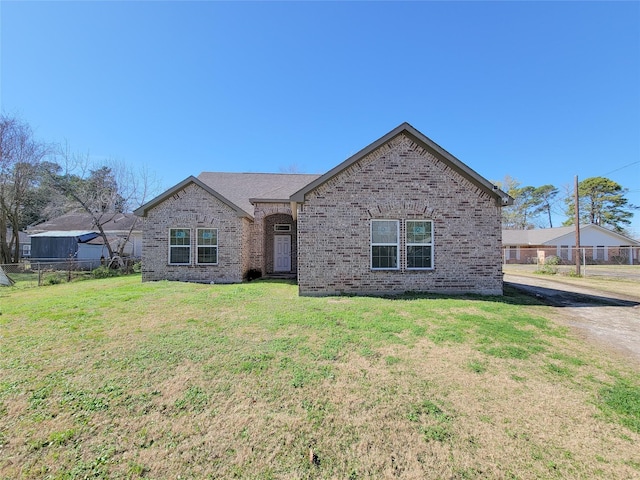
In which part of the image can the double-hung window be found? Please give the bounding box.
[169,228,191,264]
[371,220,400,269]
[197,228,218,264]
[371,219,434,271]
[406,220,433,269]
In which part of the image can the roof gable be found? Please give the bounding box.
[577,224,640,245]
[291,122,512,205]
[133,176,253,219]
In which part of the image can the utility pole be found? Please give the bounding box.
[574,175,581,276]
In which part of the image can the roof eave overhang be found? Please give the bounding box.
[249,198,292,205]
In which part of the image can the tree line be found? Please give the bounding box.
[0,114,158,264]
[497,175,637,234]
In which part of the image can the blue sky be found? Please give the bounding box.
[2,1,639,236]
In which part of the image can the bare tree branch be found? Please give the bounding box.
[48,145,161,263]
[0,114,48,262]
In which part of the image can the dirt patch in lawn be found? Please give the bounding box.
[505,273,640,367]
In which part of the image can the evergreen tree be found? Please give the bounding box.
[563,176,635,232]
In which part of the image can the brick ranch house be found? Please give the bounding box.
[503,224,640,265]
[134,123,512,296]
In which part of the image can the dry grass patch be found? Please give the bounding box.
[1,277,639,479]
[503,264,640,299]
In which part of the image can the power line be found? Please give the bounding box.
[601,161,640,177]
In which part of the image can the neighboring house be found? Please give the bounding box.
[135,123,512,296]
[27,212,142,258]
[503,225,640,265]
[5,229,31,259]
[20,231,31,258]
[29,231,108,268]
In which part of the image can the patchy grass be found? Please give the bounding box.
[0,276,639,479]
[503,264,640,299]
[598,378,640,434]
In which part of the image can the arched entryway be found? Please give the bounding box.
[264,213,297,277]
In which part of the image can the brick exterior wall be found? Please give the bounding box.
[264,212,296,274]
[297,134,504,296]
[250,203,296,274]
[141,183,249,283]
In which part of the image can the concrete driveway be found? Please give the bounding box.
[504,274,640,366]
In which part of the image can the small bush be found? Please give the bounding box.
[536,255,560,275]
[92,266,120,279]
[545,255,561,266]
[45,274,63,285]
[244,268,262,281]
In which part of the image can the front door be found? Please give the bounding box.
[274,235,291,272]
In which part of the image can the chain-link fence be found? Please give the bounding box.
[0,260,118,288]
[503,246,639,265]
[503,246,640,280]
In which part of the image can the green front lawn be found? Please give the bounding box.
[1,276,638,479]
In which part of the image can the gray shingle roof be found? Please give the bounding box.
[502,227,576,245]
[503,225,640,246]
[134,176,252,218]
[28,213,140,234]
[135,123,514,220]
[197,172,321,214]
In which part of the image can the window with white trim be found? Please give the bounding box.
[169,228,191,264]
[197,228,218,264]
[371,220,400,269]
[406,220,433,269]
